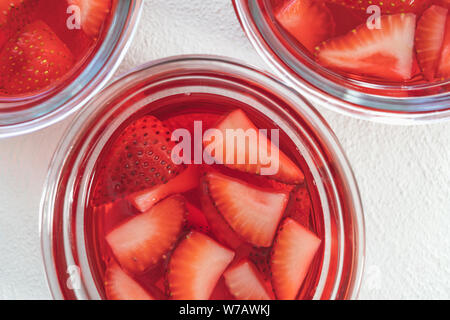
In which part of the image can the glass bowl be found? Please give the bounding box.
[233,0,450,124]
[40,55,365,300]
[0,0,143,138]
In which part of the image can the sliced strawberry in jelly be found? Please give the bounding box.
[271,218,321,300]
[276,0,335,52]
[105,263,154,300]
[99,198,138,236]
[205,171,289,248]
[415,5,448,80]
[224,260,273,300]
[92,115,185,206]
[316,13,417,81]
[106,195,185,274]
[68,0,112,38]
[168,232,235,300]
[129,165,200,213]
[200,175,247,250]
[203,109,304,184]
[437,16,450,79]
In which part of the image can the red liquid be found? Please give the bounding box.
[272,0,450,88]
[0,0,115,97]
[85,95,326,300]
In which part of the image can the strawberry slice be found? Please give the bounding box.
[325,0,430,14]
[92,115,185,206]
[105,263,154,300]
[106,195,185,274]
[276,0,335,52]
[168,232,235,300]
[129,165,200,213]
[271,218,321,300]
[415,5,448,80]
[0,20,74,95]
[68,0,111,38]
[200,175,247,250]
[203,109,304,184]
[437,16,450,79]
[205,171,289,247]
[223,260,272,300]
[316,13,417,81]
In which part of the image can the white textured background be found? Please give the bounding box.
[0,0,449,300]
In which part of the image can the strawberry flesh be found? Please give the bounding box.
[271,218,321,300]
[129,165,200,213]
[168,232,235,300]
[200,174,247,250]
[206,171,289,247]
[316,13,417,81]
[224,260,272,300]
[203,109,304,184]
[106,195,186,274]
[437,15,450,79]
[276,0,335,52]
[105,263,154,300]
[68,0,111,38]
[0,20,74,95]
[415,5,448,80]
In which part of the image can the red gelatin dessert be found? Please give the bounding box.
[274,0,450,84]
[88,107,323,300]
[41,58,364,301]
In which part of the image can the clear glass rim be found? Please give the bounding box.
[0,0,144,138]
[40,54,366,300]
[233,0,450,124]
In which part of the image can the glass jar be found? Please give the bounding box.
[40,55,365,300]
[233,0,450,124]
[0,0,143,138]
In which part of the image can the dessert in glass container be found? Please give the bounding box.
[40,56,365,300]
[0,0,142,137]
[234,0,450,123]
